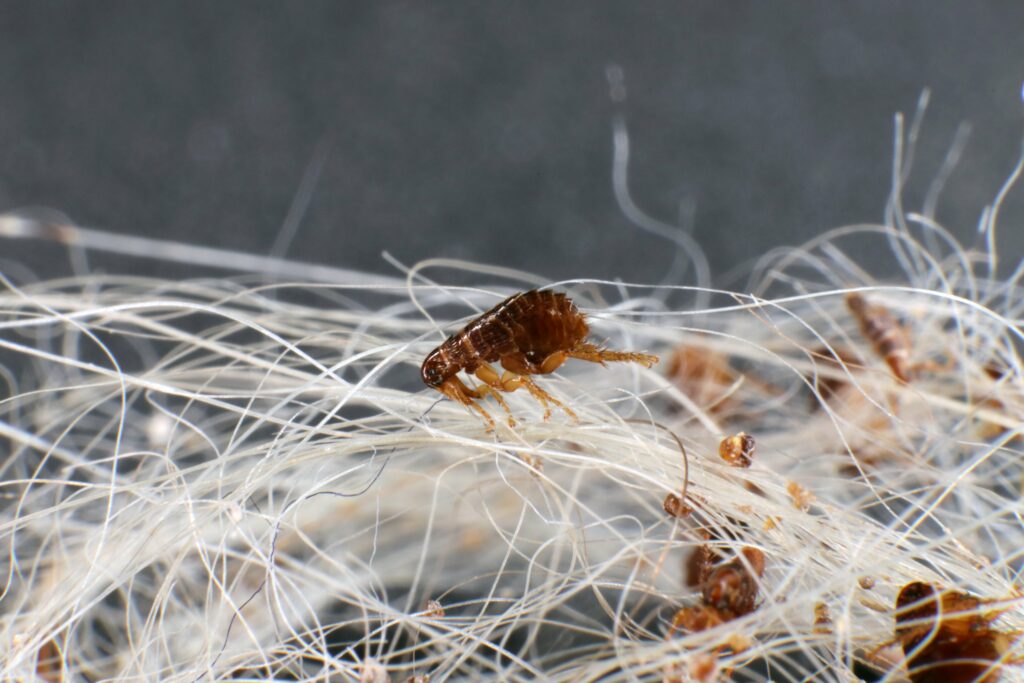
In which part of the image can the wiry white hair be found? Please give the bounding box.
[2,101,1024,682]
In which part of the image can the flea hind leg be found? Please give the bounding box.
[499,352,577,422]
[538,350,569,374]
[568,342,658,368]
[520,376,578,423]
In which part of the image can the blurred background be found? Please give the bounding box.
[1,2,1022,285]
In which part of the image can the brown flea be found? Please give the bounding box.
[845,293,912,383]
[895,581,1022,683]
[421,290,658,428]
[719,432,755,468]
[859,576,876,591]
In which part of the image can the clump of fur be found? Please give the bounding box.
[2,101,1023,681]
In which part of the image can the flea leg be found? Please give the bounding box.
[477,363,563,426]
[520,376,577,422]
[476,365,527,393]
[537,350,569,374]
[499,353,533,376]
[568,342,658,368]
[473,365,518,427]
[461,395,497,431]
[439,377,496,431]
[501,351,568,377]
[498,352,576,421]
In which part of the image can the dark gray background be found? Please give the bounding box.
[2,2,1022,285]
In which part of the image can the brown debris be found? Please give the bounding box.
[787,481,814,512]
[894,581,1022,683]
[719,432,755,468]
[664,493,693,518]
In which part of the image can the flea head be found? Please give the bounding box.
[421,348,448,388]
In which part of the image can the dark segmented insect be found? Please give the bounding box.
[421,290,658,428]
[666,546,765,678]
[894,581,1023,683]
[701,546,765,617]
[671,546,766,635]
[846,292,912,383]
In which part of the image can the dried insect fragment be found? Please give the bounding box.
[423,599,445,618]
[682,517,753,589]
[664,493,693,518]
[804,344,919,475]
[787,481,814,512]
[666,344,739,415]
[719,432,755,468]
[36,639,63,683]
[360,658,391,683]
[806,344,861,409]
[974,361,1023,442]
[684,539,717,589]
[421,290,658,428]
[11,634,64,683]
[814,602,833,634]
[662,654,720,683]
[671,546,766,638]
[689,653,720,682]
[845,292,912,383]
[853,644,904,682]
[894,581,1023,683]
[701,547,765,618]
[671,601,731,635]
